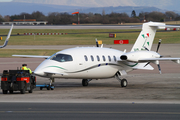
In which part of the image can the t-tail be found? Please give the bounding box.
[131,22,165,52]
[0,24,13,48]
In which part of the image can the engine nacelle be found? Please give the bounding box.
[120,51,161,62]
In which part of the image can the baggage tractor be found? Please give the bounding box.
[1,70,36,94]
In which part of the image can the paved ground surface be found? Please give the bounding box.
[0,44,180,103]
[0,103,180,120]
[0,25,140,29]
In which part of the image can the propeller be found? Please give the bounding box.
[157,64,162,74]
[156,39,162,74]
[143,46,150,67]
[143,46,149,51]
[156,39,162,52]
[95,38,99,47]
[144,39,162,74]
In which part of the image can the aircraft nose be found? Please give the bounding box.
[34,67,45,76]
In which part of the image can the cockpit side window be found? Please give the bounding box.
[51,54,73,62]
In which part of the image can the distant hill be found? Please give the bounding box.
[0,2,164,16]
[0,2,84,16]
[13,0,136,7]
[81,6,163,16]
[12,0,180,11]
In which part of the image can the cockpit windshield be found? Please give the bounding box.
[50,54,73,62]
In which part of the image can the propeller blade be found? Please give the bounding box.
[157,64,162,74]
[156,39,162,52]
[143,46,149,51]
[144,62,150,67]
[95,38,99,47]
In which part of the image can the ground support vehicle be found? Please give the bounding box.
[1,70,36,94]
[36,84,54,90]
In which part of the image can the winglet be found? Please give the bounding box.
[0,24,13,48]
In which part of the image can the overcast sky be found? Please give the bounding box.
[0,0,12,2]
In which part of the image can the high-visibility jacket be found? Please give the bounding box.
[21,66,32,74]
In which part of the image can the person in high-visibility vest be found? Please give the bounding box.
[21,64,32,74]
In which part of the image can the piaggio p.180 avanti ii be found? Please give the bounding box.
[13,22,180,88]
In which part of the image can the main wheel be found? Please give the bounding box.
[82,79,88,86]
[121,79,128,87]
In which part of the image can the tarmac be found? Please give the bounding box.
[0,44,180,104]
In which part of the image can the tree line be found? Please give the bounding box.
[0,10,180,25]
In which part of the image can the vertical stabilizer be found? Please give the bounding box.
[131,22,165,52]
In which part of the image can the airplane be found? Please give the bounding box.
[13,22,180,89]
[0,24,13,48]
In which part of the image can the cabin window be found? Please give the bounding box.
[91,55,94,61]
[84,55,88,61]
[113,56,117,62]
[108,56,111,61]
[102,56,106,61]
[97,56,100,61]
[51,54,73,62]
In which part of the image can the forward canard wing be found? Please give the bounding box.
[12,55,50,59]
[44,71,68,75]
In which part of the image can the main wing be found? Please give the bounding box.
[139,58,180,64]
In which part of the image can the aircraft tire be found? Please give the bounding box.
[82,79,88,86]
[121,79,128,87]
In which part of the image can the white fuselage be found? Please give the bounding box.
[34,47,133,79]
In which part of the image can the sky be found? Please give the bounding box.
[0,0,12,2]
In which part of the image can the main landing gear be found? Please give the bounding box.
[82,79,92,86]
[115,72,128,87]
